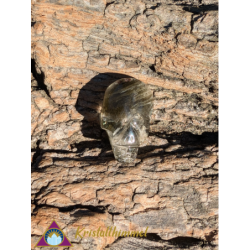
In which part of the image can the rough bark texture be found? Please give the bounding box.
[31,0,218,249]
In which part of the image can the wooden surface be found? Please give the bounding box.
[31,0,218,249]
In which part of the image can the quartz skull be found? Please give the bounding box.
[100,78,153,163]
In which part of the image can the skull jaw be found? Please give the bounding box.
[112,145,138,163]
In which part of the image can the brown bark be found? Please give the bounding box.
[31,0,218,249]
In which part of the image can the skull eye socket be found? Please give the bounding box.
[131,117,143,130]
[101,117,119,133]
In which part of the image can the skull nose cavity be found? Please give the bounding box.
[123,126,139,146]
[125,129,136,144]
[112,124,140,146]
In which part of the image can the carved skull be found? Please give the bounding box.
[101,78,153,163]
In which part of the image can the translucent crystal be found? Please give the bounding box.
[101,78,153,163]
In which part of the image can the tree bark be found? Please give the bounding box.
[31,0,218,249]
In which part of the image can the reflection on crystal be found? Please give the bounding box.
[101,78,153,163]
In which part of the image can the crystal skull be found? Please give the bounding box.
[101,78,153,163]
